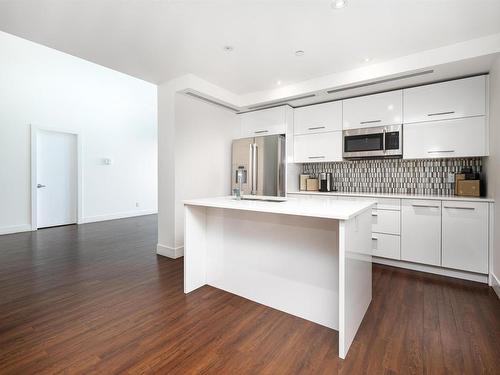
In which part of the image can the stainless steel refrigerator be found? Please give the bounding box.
[231,134,286,197]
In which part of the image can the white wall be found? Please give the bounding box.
[0,31,157,234]
[488,56,500,292]
[156,88,238,257]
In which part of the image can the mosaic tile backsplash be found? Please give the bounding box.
[301,158,483,196]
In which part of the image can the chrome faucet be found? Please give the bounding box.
[234,169,244,200]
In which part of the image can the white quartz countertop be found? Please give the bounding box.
[183,196,375,221]
[288,191,495,203]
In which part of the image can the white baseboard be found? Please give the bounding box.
[81,209,157,224]
[0,224,33,236]
[373,257,488,284]
[157,243,184,259]
[490,272,500,300]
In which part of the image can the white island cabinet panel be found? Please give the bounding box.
[294,131,342,163]
[239,106,287,137]
[442,201,488,274]
[294,101,342,135]
[401,200,442,266]
[403,116,488,159]
[403,75,486,124]
[183,196,374,359]
[343,90,403,129]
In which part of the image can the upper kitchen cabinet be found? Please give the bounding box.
[342,90,403,129]
[404,116,488,159]
[294,101,342,135]
[293,131,342,163]
[403,75,486,124]
[239,106,290,138]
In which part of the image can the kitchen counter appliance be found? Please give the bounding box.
[231,134,286,197]
[343,124,402,159]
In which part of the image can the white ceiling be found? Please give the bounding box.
[0,0,500,95]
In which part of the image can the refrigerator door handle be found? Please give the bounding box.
[251,143,258,195]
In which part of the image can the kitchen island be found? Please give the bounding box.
[183,196,375,358]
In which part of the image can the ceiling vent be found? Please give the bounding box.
[326,69,434,94]
[246,94,317,111]
[184,91,240,112]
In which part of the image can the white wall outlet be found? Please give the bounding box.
[103,158,113,165]
[447,173,455,183]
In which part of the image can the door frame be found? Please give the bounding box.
[30,124,83,230]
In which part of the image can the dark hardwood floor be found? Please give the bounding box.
[0,215,499,374]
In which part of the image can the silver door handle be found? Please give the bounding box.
[443,206,475,210]
[308,126,326,130]
[308,156,325,159]
[412,204,440,208]
[427,150,455,154]
[360,120,381,124]
[428,111,455,117]
[37,184,46,188]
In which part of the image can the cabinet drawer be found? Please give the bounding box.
[442,201,488,274]
[403,117,488,159]
[401,200,442,266]
[293,131,342,163]
[372,233,400,260]
[294,101,342,135]
[372,209,400,235]
[403,76,486,124]
[239,106,287,137]
[338,196,400,211]
[343,90,403,129]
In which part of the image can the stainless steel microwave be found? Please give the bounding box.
[343,124,403,159]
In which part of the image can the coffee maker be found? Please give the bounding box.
[318,172,332,192]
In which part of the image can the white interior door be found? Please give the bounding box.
[36,130,77,228]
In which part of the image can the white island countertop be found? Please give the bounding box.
[183,195,375,221]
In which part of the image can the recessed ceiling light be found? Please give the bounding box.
[277,80,282,85]
[223,45,234,52]
[295,50,305,57]
[363,57,372,63]
[331,0,347,9]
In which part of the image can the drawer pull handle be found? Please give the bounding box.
[372,237,378,241]
[360,120,381,124]
[308,126,326,130]
[308,156,325,159]
[428,111,455,117]
[427,150,455,154]
[412,204,440,208]
[372,213,378,217]
[255,130,269,134]
[443,206,475,210]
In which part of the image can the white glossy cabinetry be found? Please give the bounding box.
[403,116,488,159]
[343,90,402,129]
[401,200,442,266]
[294,101,342,135]
[372,233,401,260]
[239,106,288,138]
[403,76,486,124]
[442,201,488,273]
[372,209,400,235]
[294,132,342,163]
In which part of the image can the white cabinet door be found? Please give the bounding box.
[401,200,442,266]
[442,201,488,274]
[294,101,342,135]
[403,116,488,159]
[372,233,401,260]
[239,106,287,137]
[343,90,403,129]
[293,131,342,163]
[403,76,486,124]
[372,209,400,235]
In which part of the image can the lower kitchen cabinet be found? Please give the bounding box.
[401,199,442,266]
[372,233,400,260]
[442,201,488,273]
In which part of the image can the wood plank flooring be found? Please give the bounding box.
[0,215,499,374]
